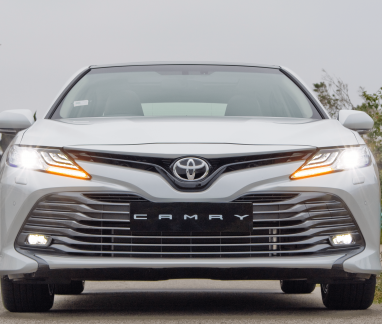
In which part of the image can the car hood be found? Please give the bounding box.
[21,117,358,150]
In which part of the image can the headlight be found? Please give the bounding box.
[7,145,91,179]
[291,145,370,180]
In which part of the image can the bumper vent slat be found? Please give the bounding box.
[83,193,147,203]
[235,193,298,202]
[16,191,363,258]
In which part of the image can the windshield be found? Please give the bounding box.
[51,65,321,119]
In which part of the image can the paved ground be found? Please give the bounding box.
[1,280,382,323]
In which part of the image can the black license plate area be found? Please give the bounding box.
[130,203,253,232]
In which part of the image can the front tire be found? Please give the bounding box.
[280,280,316,294]
[321,275,376,310]
[55,280,85,295]
[1,276,54,312]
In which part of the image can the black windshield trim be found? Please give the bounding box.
[280,68,327,119]
[90,61,280,69]
[45,68,91,119]
[87,64,281,75]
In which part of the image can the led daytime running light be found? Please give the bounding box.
[46,166,90,179]
[7,145,91,180]
[291,146,370,180]
[291,166,334,179]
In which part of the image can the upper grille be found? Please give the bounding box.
[16,191,363,258]
[64,149,314,192]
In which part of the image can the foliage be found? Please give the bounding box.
[373,234,382,303]
[313,70,354,118]
[375,275,382,303]
[313,71,382,168]
[355,88,382,167]
[314,72,382,228]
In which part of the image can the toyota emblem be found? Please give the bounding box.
[173,157,209,181]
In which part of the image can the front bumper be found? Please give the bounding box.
[1,157,381,280]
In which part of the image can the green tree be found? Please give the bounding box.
[313,71,382,199]
[355,88,382,166]
[313,71,382,166]
[355,88,382,201]
[313,70,354,118]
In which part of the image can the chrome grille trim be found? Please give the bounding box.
[47,244,332,255]
[52,235,328,246]
[20,225,355,238]
[16,191,364,258]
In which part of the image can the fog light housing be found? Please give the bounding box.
[330,233,354,246]
[26,234,50,246]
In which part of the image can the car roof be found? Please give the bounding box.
[90,61,280,69]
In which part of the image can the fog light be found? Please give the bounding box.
[27,234,50,246]
[330,233,354,245]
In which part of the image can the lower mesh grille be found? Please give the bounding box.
[16,192,363,258]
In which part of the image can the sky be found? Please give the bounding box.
[0,0,381,118]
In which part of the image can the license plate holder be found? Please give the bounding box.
[130,202,253,232]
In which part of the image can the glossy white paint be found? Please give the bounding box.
[40,254,344,270]
[0,109,34,130]
[21,117,358,147]
[338,110,374,131]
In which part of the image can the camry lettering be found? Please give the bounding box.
[184,214,198,220]
[159,214,172,220]
[234,215,249,220]
[135,214,250,221]
[134,214,147,220]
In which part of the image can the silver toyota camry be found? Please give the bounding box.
[0,62,380,312]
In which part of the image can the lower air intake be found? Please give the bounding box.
[16,191,363,258]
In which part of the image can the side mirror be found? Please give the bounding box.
[338,110,374,134]
[0,109,35,135]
